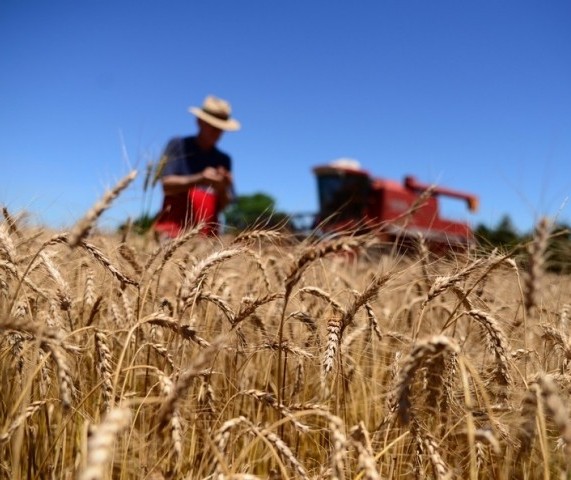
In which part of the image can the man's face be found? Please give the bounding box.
[197,119,223,148]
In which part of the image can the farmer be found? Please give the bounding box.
[154,95,241,238]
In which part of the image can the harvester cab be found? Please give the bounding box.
[312,159,479,250]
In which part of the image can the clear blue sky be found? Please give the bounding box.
[1,1,570,234]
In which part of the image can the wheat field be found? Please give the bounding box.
[1,187,571,479]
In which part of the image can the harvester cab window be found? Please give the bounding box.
[317,173,370,222]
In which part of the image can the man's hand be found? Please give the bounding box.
[162,167,233,200]
[201,167,231,192]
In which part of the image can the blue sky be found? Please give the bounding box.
[1,1,570,234]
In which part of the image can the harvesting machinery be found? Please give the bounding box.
[301,159,479,251]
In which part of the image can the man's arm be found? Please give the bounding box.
[161,167,231,197]
[216,168,234,209]
[161,173,205,196]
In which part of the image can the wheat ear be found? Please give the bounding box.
[78,240,138,286]
[68,170,137,247]
[252,424,310,480]
[79,406,132,480]
[157,371,182,469]
[524,217,551,314]
[349,421,380,480]
[94,331,114,413]
[466,309,512,388]
[156,335,226,429]
[323,274,390,376]
[231,292,284,327]
[299,286,346,315]
[0,400,48,444]
[389,335,460,424]
[179,247,242,314]
[537,375,571,460]
[118,242,143,276]
[240,389,309,432]
[213,416,249,478]
[418,427,451,480]
[0,222,17,264]
[141,312,210,347]
[1,205,23,238]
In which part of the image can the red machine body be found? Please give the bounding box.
[312,160,479,249]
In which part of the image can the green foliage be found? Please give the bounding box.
[224,192,291,231]
[118,213,155,235]
[475,215,521,250]
[544,223,571,274]
[475,215,571,273]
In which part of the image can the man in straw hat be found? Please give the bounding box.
[154,95,241,237]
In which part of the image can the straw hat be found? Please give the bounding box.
[189,95,241,131]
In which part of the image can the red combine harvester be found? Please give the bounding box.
[308,159,479,251]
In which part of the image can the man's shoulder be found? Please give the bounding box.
[212,146,231,159]
[164,136,187,154]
